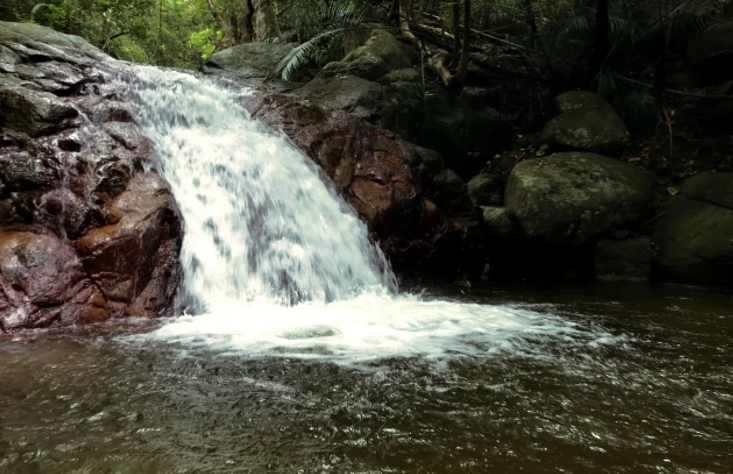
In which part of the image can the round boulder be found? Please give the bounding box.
[540,106,630,154]
[505,152,655,246]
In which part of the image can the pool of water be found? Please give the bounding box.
[1,282,731,473]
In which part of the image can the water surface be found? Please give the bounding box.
[2,282,731,474]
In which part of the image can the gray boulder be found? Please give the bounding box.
[541,104,630,154]
[202,42,293,82]
[505,152,655,246]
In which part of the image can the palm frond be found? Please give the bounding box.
[271,27,347,81]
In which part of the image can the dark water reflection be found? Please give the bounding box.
[1,282,732,473]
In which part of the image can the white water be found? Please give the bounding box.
[118,65,619,362]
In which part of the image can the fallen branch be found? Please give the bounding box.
[427,49,452,86]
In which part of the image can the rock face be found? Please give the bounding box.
[239,93,484,277]
[655,172,733,285]
[505,152,654,246]
[686,20,733,85]
[0,22,183,331]
[541,92,629,154]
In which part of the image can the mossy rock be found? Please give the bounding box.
[505,152,654,246]
[540,107,630,154]
[555,91,613,113]
[655,196,733,285]
[325,30,414,81]
[682,171,733,210]
[467,173,503,206]
[479,206,517,239]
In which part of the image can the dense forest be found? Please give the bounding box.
[2,0,731,90]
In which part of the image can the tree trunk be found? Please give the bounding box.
[398,0,416,39]
[205,0,234,46]
[451,1,461,66]
[456,0,470,86]
[521,0,538,48]
[589,0,610,80]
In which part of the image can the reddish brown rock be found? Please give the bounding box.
[0,232,109,330]
[0,22,183,332]
[73,174,181,318]
[241,94,485,278]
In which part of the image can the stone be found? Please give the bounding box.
[540,106,630,154]
[73,175,182,318]
[555,91,613,113]
[323,30,414,81]
[479,206,516,239]
[681,171,733,211]
[505,152,655,246]
[0,21,184,331]
[288,74,386,121]
[0,76,79,136]
[0,232,109,330]
[655,196,733,285]
[201,42,293,82]
[593,235,655,281]
[430,169,474,216]
[467,173,503,206]
[686,19,733,85]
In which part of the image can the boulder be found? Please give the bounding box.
[686,19,733,85]
[479,206,517,239]
[505,152,655,246]
[288,74,386,122]
[322,30,414,81]
[593,233,655,281]
[201,42,293,83]
[540,106,630,154]
[467,173,503,206]
[0,232,109,330]
[429,169,474,216]
[555,91,612,113]
[0,22,183,331]
[655,172,733,285]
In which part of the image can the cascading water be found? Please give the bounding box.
[120,66,396,310]
[117,64,617,361]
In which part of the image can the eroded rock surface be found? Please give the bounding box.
[0,21,182,331]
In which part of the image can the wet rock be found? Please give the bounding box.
[0,76,79,136]
[0,21,183,330]
[0,232,109,330]
[505,152,655,246]
[74,174,181,318]
[467,173,503,206]
[594,235,655,281]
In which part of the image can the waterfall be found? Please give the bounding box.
[119,66,396,311]
[116,64,614,362]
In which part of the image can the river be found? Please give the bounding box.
[2,282,731,473]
